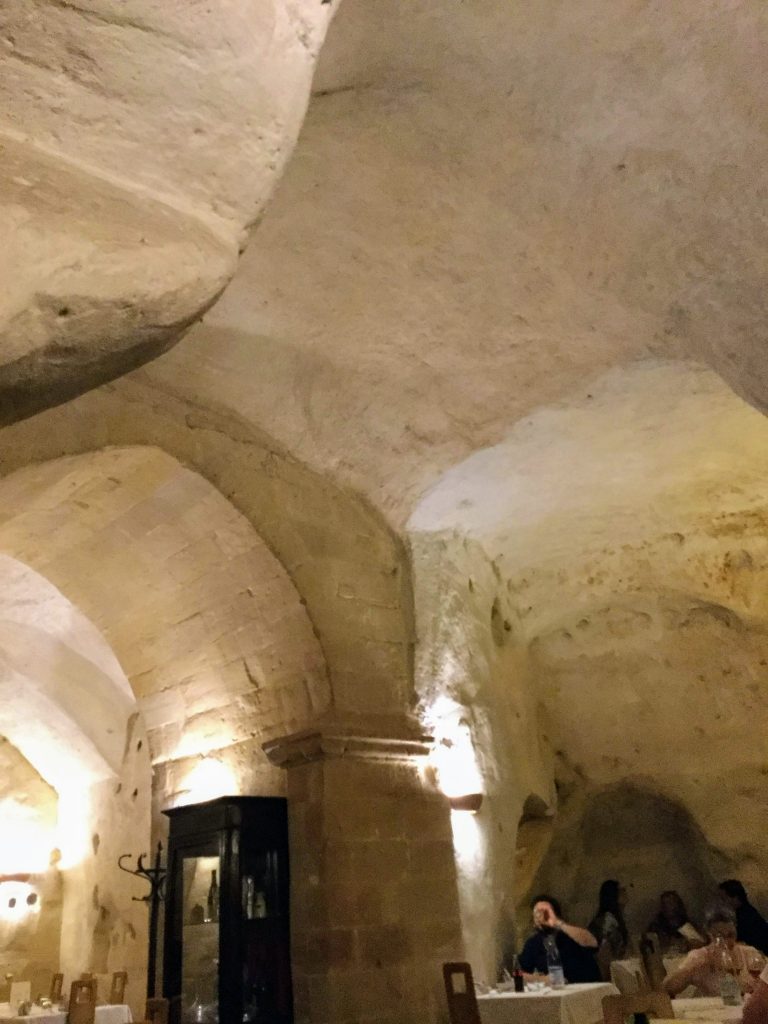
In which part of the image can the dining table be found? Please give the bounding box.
[670,997,743,1023]
[610,957,685,994]
[477,982,619,1024]
[0,1004,132,1024]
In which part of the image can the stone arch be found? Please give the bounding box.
[528,781,731,939]
[408,361,768,980]
[0,447,332,804]
[0,554,135,785]
[0,397,415,729]
[0,554,151,1010]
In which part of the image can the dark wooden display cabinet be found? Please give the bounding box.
[163,797,293,1024]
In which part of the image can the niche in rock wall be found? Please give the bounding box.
[499,795,555,962]
[513,795,555,912]
[528,781,729,939]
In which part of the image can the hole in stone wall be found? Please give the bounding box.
[491,598,512,647]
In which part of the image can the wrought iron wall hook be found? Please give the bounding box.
[118,844,167,903]
[117,841,166,999]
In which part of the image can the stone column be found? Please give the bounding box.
[264,726,465,1024]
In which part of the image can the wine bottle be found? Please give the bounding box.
[512,955,525,992]
[206,869,219,924]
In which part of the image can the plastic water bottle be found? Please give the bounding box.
[714,937,742,1006]
[544,934,566,988]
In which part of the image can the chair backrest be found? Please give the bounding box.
[49,972,63,1003]
[69,979,97,1024]
[603,991,673,1024]
[443,962,481,1024]
[639,936,667,991]
[109,971,127,1005]
[145,996,169,1024]
[596,941,614,982]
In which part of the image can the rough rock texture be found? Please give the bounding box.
[0,448,331,765]
[410,362,768,976]
[0,738,62,995]
[0,0,336,422]
[2,0,768,1019]
[0,557,150,1015]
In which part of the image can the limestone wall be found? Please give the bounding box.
[0,397,414,728]
[0,448,331,772]
[0,739,60,993]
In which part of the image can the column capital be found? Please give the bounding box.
[262,725,432,769]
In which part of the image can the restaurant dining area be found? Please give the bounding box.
[445,883,768,1024]
[1,0,768,1023]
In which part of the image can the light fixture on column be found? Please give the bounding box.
[426,698,484,813]
[447,792,483,813]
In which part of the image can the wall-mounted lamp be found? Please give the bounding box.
[448,792,483,813]
[425,697,484,813]
[0,878,40,922]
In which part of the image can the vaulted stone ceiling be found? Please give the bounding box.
[2,0,768,989]
[0,0,336,423]
[99,0,768,522]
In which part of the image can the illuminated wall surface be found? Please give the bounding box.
[1,2,768,1023]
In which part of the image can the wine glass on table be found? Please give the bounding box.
[746,949,766,987]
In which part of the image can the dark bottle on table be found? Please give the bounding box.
[206,869,219,923]
[512,955,525,992]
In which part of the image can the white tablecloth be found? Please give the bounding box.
[478,982,619,1024]
[672,997,742,1023]
[610,957,685,994]
[0,1004,132,1024]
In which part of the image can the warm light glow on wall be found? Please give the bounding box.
[175,758,237,806]
[450,807,486,871]
[425,697,484,803]
[0,799,54,874]
[55,788,91,870]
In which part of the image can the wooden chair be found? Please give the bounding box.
[49,972,63,1004]
[602,991,673,1024]
[443,962,481,1024]
[596,941,614,982]
[142,996,169,1024]
[69,979,97,1024]
[109,971,127,1005]
[639,936,667,991]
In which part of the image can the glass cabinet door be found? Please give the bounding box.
[241,847,291,1023]
[170,841,221,1023]
[182,851,219,1021]
[163,798,293,1024]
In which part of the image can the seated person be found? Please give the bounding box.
[519,895,600,983]
[744,964,768,1024]
[719,880,768,956]
[664,908,760,997]
[589,879,629,960]
[647,891,705,954]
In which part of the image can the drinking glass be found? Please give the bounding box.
[746,950,766,983]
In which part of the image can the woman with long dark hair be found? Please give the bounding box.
[647,890,705,953]
[589,879,629,959]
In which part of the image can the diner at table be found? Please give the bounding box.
[719,882,768,958]
[663,907,763,998]
[647,892,706,955]
[588,881,629,961]
[452,874,768,1024]
[519,896,601,984]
